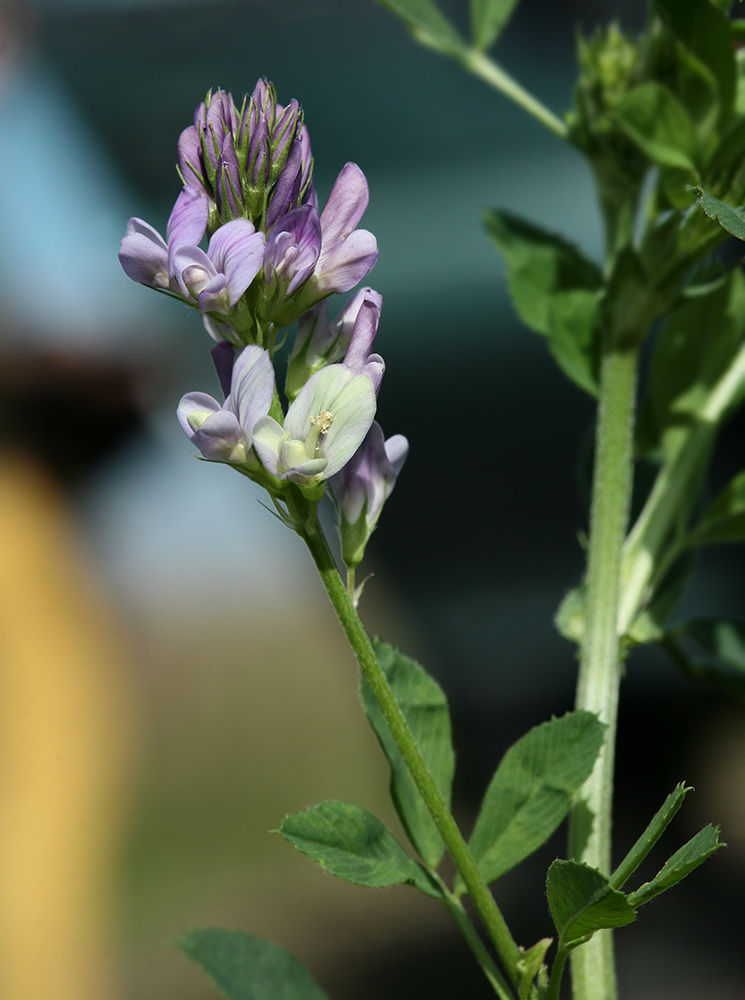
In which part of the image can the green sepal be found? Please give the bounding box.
[178,927,329,1000]
[625,550,697,645]
[688,471,745,544]
[459,711,605,893]
[627,824,723,908]
[516,938,552,1000]
[612,82,700,172]
[546,860,635,950]
[555,585,585,644]
[278,801,441,897]
[470,0,520,51]
[374,0,466,56]
[359,640,455,869]
[611,783,690,889]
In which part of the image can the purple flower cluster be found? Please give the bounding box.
[119,81,377,346]
[119,79,407,584]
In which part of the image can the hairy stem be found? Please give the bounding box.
[569,346,639,1000]
[300,518,521,992]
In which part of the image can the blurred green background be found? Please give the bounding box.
[0,0,743,997]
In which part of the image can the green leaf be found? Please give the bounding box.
[655,0,736,127]
[279,801,440,897]
[546,290,600,397]
[637,269,745,459]
[375,0,466,55]
[684,617,745,670]
[628,824,723,908]
[359,641,454,869]
[470,0,519,50]
[698,187,745,241]
[484,210,601,335]
[611,783,690,889]
[483,210,602,394]
[546,860,635,949]
[613,83,699,171]
[178,928,329,1000]
[664,617,745,699]
[689,471,745,544]
[463,711,606,890]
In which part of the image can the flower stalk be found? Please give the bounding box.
[299,516,522,992]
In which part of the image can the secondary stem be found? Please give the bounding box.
[547,946,570,1000]
[458,49,569,139]
[618,339,745,634]
[300,518,522,991]
[436,877,516,1000]
[569,346,639,1000]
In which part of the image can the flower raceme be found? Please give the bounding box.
[122,76,405,580]
[119,80,378,342]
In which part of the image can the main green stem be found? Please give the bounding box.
[569,346,639,1000]
[300,519,521,994]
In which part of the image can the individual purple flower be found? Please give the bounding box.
[119,188,209,292]
[118,218,170,289]
[263,204,322,295]
[285,287,382,401]
[252,364,376,486]
[171,219,265,315]
[302,163,378,297]
[329,421,409,571]
[177,344,274,465]
[341,291,385,392]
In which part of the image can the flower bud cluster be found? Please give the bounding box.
[119,79,378,347]
[119,80,407,584]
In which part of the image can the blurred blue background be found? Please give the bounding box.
[0,0,743,997]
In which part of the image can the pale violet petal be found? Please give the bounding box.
[284,364,355,442]
[314,229,378,295]
[317,372,377,478]
[319,163,369,257]
[229,346,275,443]
[194,410,246,462]
[177,391,222,441]
[252,415,285,476]
[385,434,409,476]
[283,458,328,482]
